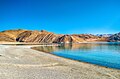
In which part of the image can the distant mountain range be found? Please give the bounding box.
[96,34,113,37]
[108,32,120,42]
[0,29,120,43]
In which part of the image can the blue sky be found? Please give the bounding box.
[0,0,120,34]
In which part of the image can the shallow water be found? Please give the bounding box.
[34,42,120,69]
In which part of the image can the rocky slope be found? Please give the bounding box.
[16,30,57,43]
[0,29,108,43]
[0,29,26,42]
[0,33,15,42]
[53,34,107,43]
[108,32,120,42]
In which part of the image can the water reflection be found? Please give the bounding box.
[32,46,57,53]
[32,43,93,53]
[32,42,120,54]
[33,42,120,69]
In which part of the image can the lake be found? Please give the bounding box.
[33,42,120,69]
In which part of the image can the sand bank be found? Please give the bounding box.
[0,45,119,79]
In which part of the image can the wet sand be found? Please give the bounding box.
[0,45,120,79]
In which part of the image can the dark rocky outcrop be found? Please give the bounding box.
[108,32,120,42]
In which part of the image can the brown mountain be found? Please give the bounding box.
[0,29,108,43]
[16,30,57,43]
[0,29,26,42]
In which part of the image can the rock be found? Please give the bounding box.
[108,32,120,42]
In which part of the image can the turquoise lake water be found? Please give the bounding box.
[34,42,120,69]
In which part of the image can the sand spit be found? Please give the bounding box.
[0,45,119,79]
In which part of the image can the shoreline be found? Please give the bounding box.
[32,46,119,70]
[0,41,119,44]
[0,42,60,46]
[0,45,120,79]
[32,47,119,70]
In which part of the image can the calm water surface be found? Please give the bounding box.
[34,42,120,69]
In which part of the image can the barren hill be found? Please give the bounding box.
[0,29,108,43]
[0,29,26,42]
[16,30,57,43]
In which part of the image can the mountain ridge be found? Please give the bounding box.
[0,29,118,43]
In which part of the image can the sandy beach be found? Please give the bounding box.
[0,45,120,79]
